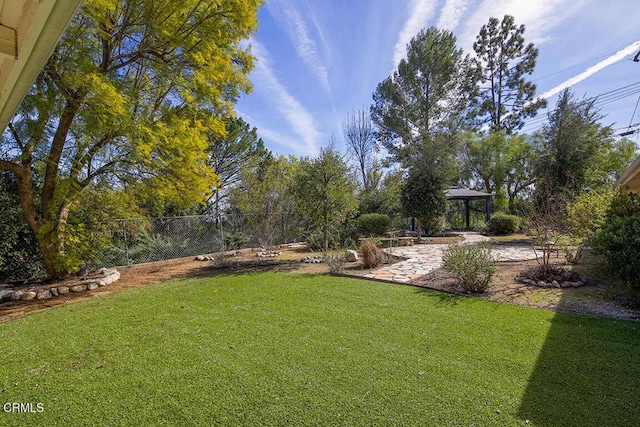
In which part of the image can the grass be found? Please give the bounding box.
[0,272,638,426]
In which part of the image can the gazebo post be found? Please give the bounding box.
[464,199,470,230]
[485,197,491,222]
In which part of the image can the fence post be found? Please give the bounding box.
[122,220,130,265]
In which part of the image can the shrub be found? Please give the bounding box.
[420,215,446,235]
[593,214,640,290]
[592,191,640,290]
[224,231,250,250]
[361,240,384,269]
[356,213,391,236]
[324,254,346,274]
[487,212,521,235]
[442,243,496,293]
[567,188,615,247]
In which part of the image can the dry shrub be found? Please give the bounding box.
[361,241,384,268]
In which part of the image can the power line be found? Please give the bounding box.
[519,80,640,134]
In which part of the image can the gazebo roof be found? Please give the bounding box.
[445,188,491,200]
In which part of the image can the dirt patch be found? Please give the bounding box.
[2,245,638,322]
[413,253,640,320]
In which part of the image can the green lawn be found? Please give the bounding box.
[1,272,638,426]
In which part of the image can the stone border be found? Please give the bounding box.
[0,268,120,303]
[514,276,585,288]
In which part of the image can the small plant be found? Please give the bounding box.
[324,254,346,274]
[442,243,496,293]
[487,212,521,235]
[361,240,384,269]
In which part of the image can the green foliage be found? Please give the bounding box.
[0,174,45,281]
[443,243,497,292]
[293,144,357,252]
[462,131,536,211]
[593,191,640,290]
[371,27,476,166]
[0,0,261,278]
[207,117,268,222]
[473,15,546,132]
[224,231,250,250]
[229,155,301,247]
[567,187,615,246]
[361,240,384,268]
[401,163,447,236]
[534,89,622,207]
[356,213,391,237]
[487,212,521,235]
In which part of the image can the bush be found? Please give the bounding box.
[356,213,391,236]
[224,231,250,250]
[567,188,615,247]
[593,191,640,290]
[361,240,384,268]
[442,243,496,293]
[324,254,346,274]
[594,214,640,290]
[487,212,521,235]
[420,215,446,236]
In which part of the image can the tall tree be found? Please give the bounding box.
[401,160,447,238]
[371,26,477,166]
[229,154,301,248]
[473,15,546,133]
[462,131,535,211]
[292,142,357,252]
[533,89,620,210]
[342,108,377,192]
[0,0,260,278]
[207,117,267,224]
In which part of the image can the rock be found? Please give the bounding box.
[70,284,87,293]
[21,291,37,301]
[0,289,13,302]
[102,270,120,285]
[537,281,546,287]
[87,282,99,291]
[57,286,69,294]
[36,290,52,300]
[50,288,59,297]
[195,255,206,261]
[552,280,562,288]
[96,280,106,287]
[345,250,358,262]
[98,267,116,276]
[10,290,23,301]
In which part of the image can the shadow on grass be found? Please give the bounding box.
[517,290,640,426]
[413,286,463,307]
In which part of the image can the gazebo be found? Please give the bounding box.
[445,188,492,230]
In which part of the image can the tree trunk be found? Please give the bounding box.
[323,212,329,252]
[416,217,421,243]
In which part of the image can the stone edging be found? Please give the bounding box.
[0,268,120,303]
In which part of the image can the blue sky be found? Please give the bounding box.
[236,0,640,157]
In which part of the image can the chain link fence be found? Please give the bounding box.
[90,213,306,269]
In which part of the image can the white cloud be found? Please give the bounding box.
[436,0,470,32]
[392,0,437,67]
[538,40,640,100]
[267,0,331,93]
[249,40,321,155]
[456,0,579,52]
